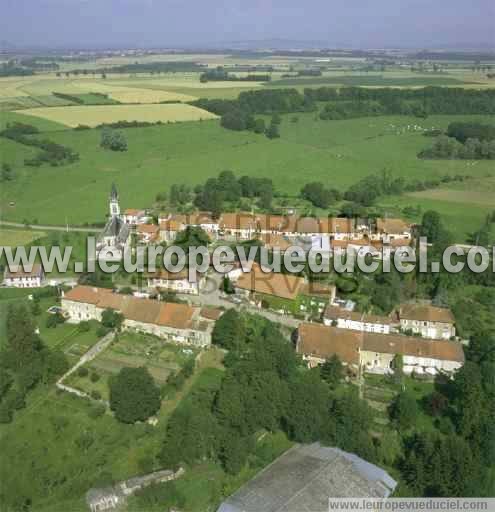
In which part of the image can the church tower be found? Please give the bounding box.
[109,183,120,217]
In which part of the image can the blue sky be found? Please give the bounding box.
[1,0,494,49]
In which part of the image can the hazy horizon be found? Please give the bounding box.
[1,0,494,50]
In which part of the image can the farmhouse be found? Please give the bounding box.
[136,223,159,244]
[397,303,456,340]
[297,323,464,377]
[146,269,203,295]
[159,212,219,241]
[122,208,148,226]
[323,305,392,334]
[374,218,412,242]
[217,443,396,512]
[219,212,258,240]
[62,285,214,346]
[96,184,131,261]
[3,263,44,288]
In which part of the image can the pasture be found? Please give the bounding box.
[0,228,46,247]
[1,112,494,241]
[16,103,218,127]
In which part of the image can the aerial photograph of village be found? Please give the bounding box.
[0,1,494,511]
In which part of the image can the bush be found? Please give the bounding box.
[90,390,102,400]
[78,321,91,332]
[88,403,106,419]
[77,367,89,378]
[90,372,100,383]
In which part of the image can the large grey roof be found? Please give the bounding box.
[217,443,397,512]
[99,216,130,244]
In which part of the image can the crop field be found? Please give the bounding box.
[1,112,493,240]
[16,103,218,127]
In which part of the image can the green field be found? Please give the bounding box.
[270,74,476,87]
[1,111,493,240]
[0,228,47,246]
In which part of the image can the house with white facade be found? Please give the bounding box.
[122,208,148,226]
[146,269,202,295]
[397,304,456,340]
[323,305,392,334]
[136,223,159,244]
[297,323,464,378]
[3,263,44,288]
[62,285,214,347]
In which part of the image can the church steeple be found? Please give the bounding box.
[109,183,120,217]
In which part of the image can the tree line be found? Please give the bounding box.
[200,66,271,83]
[0,301,69,424]
[165,170,275,216]
[419,122,495,160]
[0,122,79,167]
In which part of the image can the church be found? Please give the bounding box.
[96,184,131,261]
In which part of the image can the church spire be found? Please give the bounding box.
[110,182,118,201]
[109,183,120,218]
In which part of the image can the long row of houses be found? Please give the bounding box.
[126,209,413,251]
[297,322,464,377]
[61,285,220,347]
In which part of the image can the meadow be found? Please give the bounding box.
[16,103,218,127]
[0,228,47,246]
[1,110,493,240]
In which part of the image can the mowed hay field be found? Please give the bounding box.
[16,103,218,127]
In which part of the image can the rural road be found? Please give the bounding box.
[178,271,302,330]
[0,220,99,233]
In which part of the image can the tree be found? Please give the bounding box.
[389,391,418,430]
[101,308,124,330]
[109,367,161,423]
[253,118,266,134]
[211,309,246,350]
[1,163,14,181]
[420,210,452,246]
[320,355,343,388]
[100,128,127,151]
[258,187,273,210]
[301,182,340,208]
[265,119,280,139]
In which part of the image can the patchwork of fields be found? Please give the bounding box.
[17,103,218,127]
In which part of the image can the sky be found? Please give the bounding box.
[1,0,494,49]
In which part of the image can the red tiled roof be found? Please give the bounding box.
[399,304,455,324]
[297,323,464,364]
[235,264,304,301]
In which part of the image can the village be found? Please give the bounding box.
[1,183,471,511]
[4,184,465,381]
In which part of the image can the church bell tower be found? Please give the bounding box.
[109,183,120,217]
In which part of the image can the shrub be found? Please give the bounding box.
[77,367,89,378]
